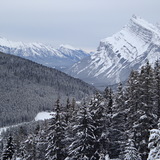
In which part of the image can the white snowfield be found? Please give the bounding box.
[34,111,55,121]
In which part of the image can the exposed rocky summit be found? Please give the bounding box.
[67,15,160,86]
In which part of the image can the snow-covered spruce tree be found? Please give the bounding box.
[114,82,125,112]
[64,98,71,124]
[122,62,157,160]
[132,62,157,160]
[66,103,96,160]
[109,83,127,158]
[36,128,48,159]
[103,87,113,115]
[153,60,160,118]
[64,98,79,151]
[124,70,141,143]
[45,99,67,160]
[64,97,76,124]
[2,135,15,160]
[20,134,37,160]
[89,93,110,159]
[124,138,141,160]
[124,70,140,124]
[148,121,160,160]
[139,62,154,115]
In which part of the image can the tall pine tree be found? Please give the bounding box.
[2,135,15,160]
[148,120,160,160]
[67,104,96,160]
[45,99,67,160]
[124,138,141,160]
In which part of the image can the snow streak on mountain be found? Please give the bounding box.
[0,37,90,70]
[67,15,160,86]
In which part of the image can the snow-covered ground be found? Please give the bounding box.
[34,111,55,121]
[0,126,9,137]
[76,101,81,104]
[0,111,55,139]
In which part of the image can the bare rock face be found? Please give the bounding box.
[67,15,160,86]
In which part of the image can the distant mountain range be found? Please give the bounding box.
[67,15,160,87]
[0,37,90,70]
[1,15,159,89]
[0,52,96,127]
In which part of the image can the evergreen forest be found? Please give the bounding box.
[1,60,160,160]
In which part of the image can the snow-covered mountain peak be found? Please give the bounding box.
[0,36,90,69]
[0,36,24,48]
[58,44,90,60]
[128,15,160,36]
[156,23,160,31]
[59,44,79,51]
[99,15,160,62]
[67,16,160,87]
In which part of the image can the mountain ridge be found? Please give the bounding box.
[0,37,90,70]
[66,15,160,87]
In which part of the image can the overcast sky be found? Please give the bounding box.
[0,0,160,51]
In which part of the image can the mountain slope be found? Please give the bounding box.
[0,52,96,127]
[0,37,90,70]
[67,15,160,86]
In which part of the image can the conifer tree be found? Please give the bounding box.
[153,60,160,118]
[124,62,157,160]
[124,138,141,160]
[109,83,127,158]
[21,134,37,160]
[113,82,125,112]
[67,104,96,160]
[124,70,140,130]
[104,87,113,115]
[133,62,157,160]
[148,120,160,160]
[89,93,110,159]
[2,135,15,160]
[45,99,67,160]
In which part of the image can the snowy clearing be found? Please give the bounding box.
[34,111,55,121]
[0,111,55,138]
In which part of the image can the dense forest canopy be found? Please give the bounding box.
[0,52,97,127]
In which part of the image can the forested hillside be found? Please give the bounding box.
[0,52,96,127]
[1,60,160,159]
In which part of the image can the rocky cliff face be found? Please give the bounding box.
[67,15,160,86]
